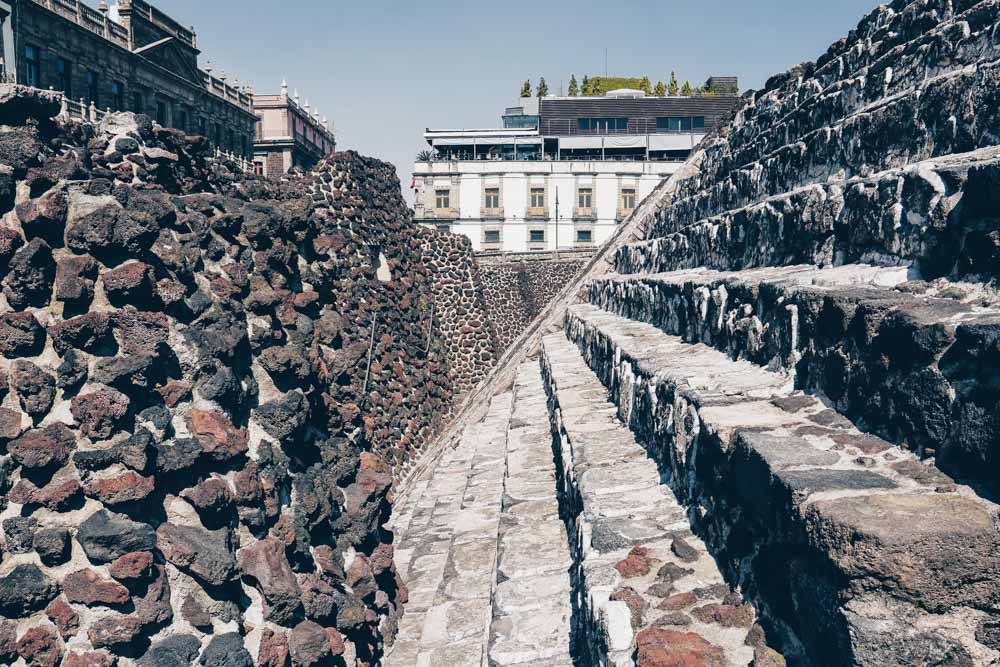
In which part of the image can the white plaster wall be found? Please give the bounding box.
[412,160,680,252]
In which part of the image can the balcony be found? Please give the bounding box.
[480,207,504,220]
[526,206,547,220]
[574,207,596,221]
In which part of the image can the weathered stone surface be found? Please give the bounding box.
[237,537,302,624]
[635,628,727,667]
[156,523,237,586]
[0,311,45,356]
[0,564,59,616]
[200,632,253,667]
[16,624,62,667]
[46,596,81,639]
[64,568,131,606]
[77,509,156,563]
[288,620,332,667]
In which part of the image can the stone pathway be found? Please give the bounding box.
[385,362,573,666]
[541,332,769,667]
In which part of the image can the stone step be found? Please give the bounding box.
[562,303,1000,665]
[616,145,1000,281]
[385,389,514,666]
[676,2,1000,221]
[489,361,573,667]
[588,264,1000,495]
[540,332,780,667]
[387,361,575,667]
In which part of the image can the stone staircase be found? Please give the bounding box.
[387,0,1000,664]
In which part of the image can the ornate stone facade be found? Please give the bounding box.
[4,0,256,157]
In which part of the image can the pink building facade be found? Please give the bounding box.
[253,81,335,178]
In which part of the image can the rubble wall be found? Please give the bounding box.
[416,230,498,397]
[0,88,466,667]
[479,258,587,352]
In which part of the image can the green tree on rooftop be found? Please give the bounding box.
[667,71,679,96]
[640,76,652,95]
[520,80,531,98]
[654,80,666,97]
[537,78,549,98]
[568,75,579,97]
[681,80,693,96]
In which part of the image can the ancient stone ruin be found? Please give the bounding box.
[0,85,494,666]
[3,0,1000,665]
[385,0,1000,665]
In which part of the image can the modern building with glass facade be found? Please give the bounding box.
[413,80,741,253]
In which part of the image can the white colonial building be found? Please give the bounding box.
[413,80,740,252]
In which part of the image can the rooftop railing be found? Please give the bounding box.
[119,0,196,48]
[30,0,130,48]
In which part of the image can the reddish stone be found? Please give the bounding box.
[180,477,233,513]
[658,591,698,611]
[232,462,264,504]
[369,542,394,576]
[45,597,80,639]
[635,628,727,667]
[237,537,302,624]
[84,470,155,505]
[132,565,172,626]
[347,555,377,599]
[48,312,111,354]
[108,551,154,582]
[71,388,131,439]
[258,628,290,667]
[9,469,82,510]
[87,614,142,649]
[616,545,657,578]
[293,291,320,309]
[288,620,331,667]
[0,621,15,662]
[0,406,24,440]
[16,625,62,667]
[611,586,647,630]
[313,545,345,580]
[63,569,130,607]
[62,651,117,667]
[156,380,192,407]
[690,603,755,628]
[188,409,248,461]
[8,424,74,469]
[325,628,345,657]
[54,254,97,303]
[102,261,154,299]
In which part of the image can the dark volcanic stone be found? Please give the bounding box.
[3,515,38,553]
[200,632,253,667]
[0,563,59,617]
[8,423,74,469]
[288,620,331,667]
[139,634,202,667]
[156,522,238,586]
[71,387,131,439]
[11,359,56,418]
[77,509,157,563]
[34,527,72,566]
[2,237,55,309]
[0,311,45,357]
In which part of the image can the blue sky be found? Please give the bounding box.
[157,0,877,200]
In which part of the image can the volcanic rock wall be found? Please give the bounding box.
[416,229,497,397]
[0,87,463,667]
[479,255,587,352]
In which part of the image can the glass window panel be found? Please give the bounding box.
[694,116,705,129]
